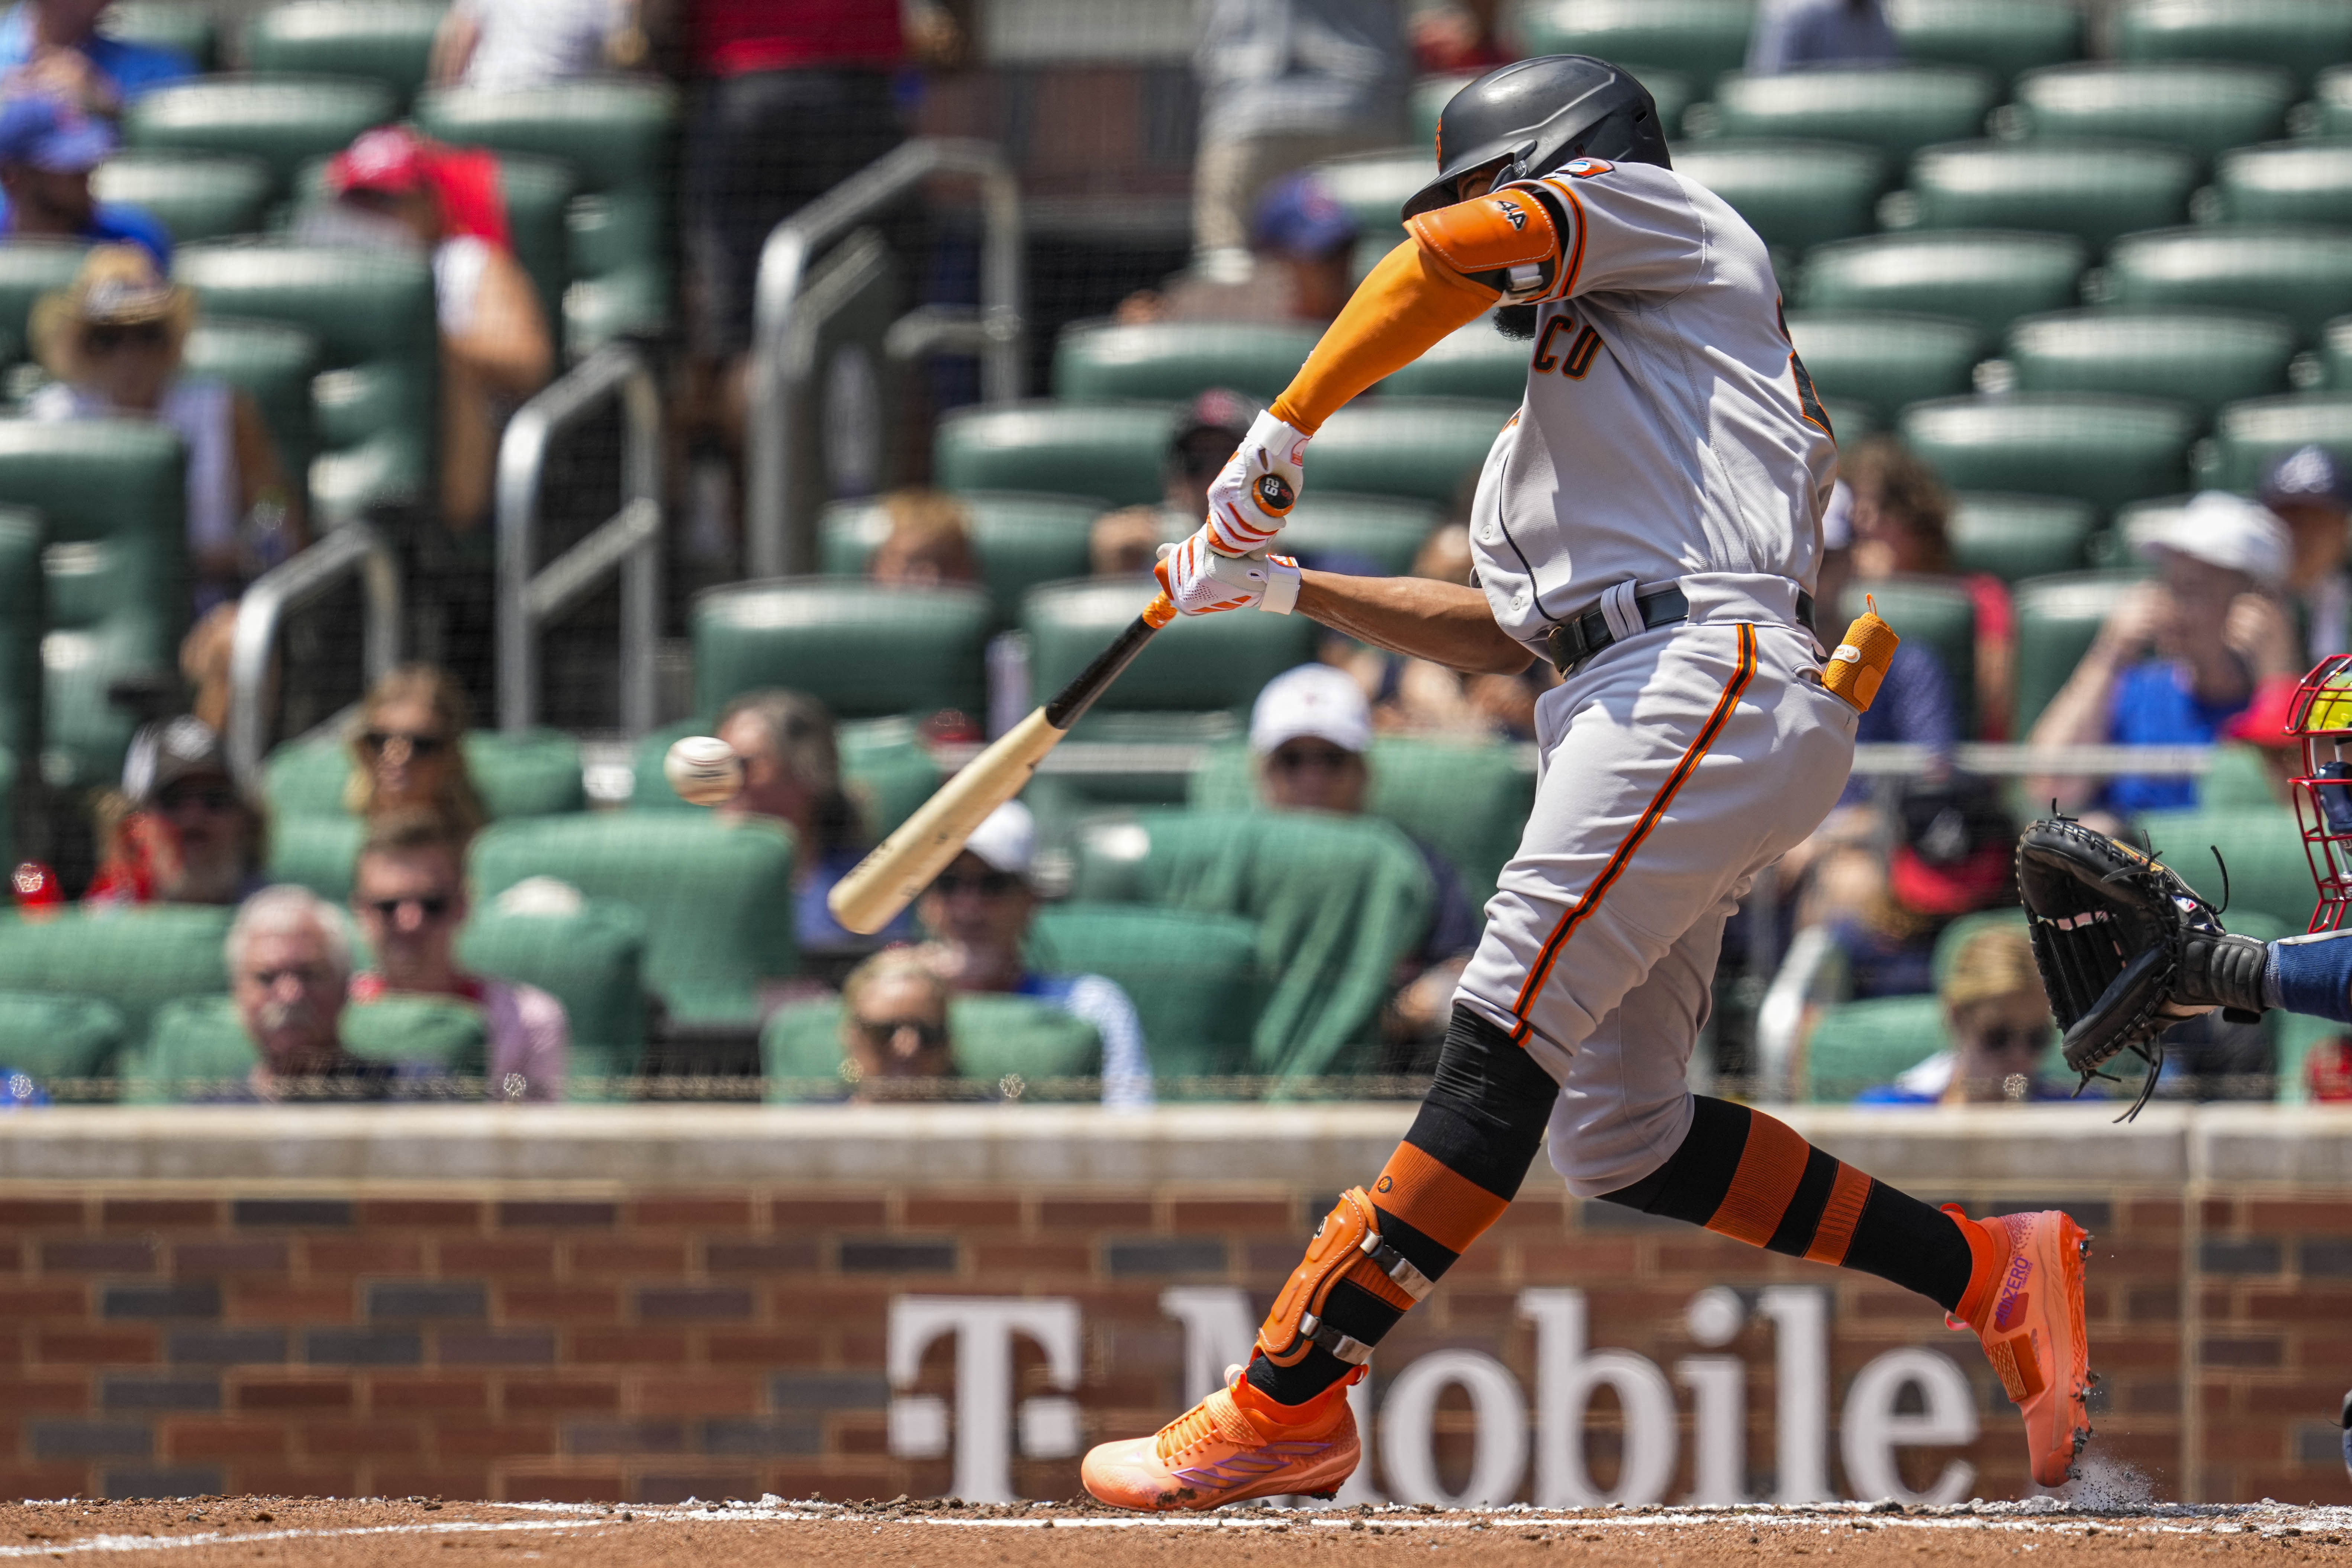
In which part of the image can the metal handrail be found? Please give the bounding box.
[744,137,1025,579]
[225,522,401,793]
[496,341,662,735]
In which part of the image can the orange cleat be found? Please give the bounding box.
[1080,1368,1360,1511]
[1949,1206,2094,1489]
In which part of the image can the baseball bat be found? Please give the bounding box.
[827,589,1179,936]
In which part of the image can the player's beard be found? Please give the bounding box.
[1493,304,1539,340]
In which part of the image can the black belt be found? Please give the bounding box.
[1545,585,1815,675]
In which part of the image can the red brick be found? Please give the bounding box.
[367,1378,487,1412]
[433,1422,554,1458]
[302,1237,425,1275]
[630,1197,753,1229]
[705,1241,818,1273]
[174,1240,289,1274]
[303,1420,422,1457]
[357,1201,481,1229]
[372,1467,493,1499]
[234,1381,353,1411]
[1168,1200,1295,1233]
[164,1420,289,1460]
[41,1239,154,1273]
[570,1329,687,1365]
[2247,1198,2352,1232]
[1517,1239,1641,1276]
[223,1465,358,1497]
[705,1331,822,1366]
[228,1282,352,1321]
[903,1197,1023,1229]
[567,1239,687,1275]
[1037,1199,1153,1229]
[0,1283,88,1314]
[631,1375,760,1416]
[972,1243,1091,1273]
[0,1466,91,1498]
[0,1376,87,1413]
[438,1238,554,1276]
[497,1201,615,1229]
[2201,1198,2236,1228]
[36,1328,157,1364]
[500,1380,619,1413]
[500,1474,623,1503]
[500,1284,621,1322]
[100,1200,217,1230]
[2123,1199,2183,1232]
[0,1199,83,1227]
[0,1241,19,1272]
[772,1197,885,1229]
[2245,1288,2352,1323]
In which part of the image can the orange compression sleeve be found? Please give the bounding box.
[1268,238,1499,434]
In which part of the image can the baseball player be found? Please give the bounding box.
[1082,56,2092,1510]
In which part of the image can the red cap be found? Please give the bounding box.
[2224,674,2303,749]
[327,125,431,197]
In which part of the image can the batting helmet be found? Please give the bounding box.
[1404,55,1670,220]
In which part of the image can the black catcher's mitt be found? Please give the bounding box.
[2014,817,2270,1108]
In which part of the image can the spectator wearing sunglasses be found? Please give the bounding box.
[1855,926,2069,1105]
[347,665,487,843]
[349,810,567,1102]
[1089,389,1256,579]
[837,948,955,1099]
[86,716,268,907]
[0,95,167,261]
[913,800,1152,1107]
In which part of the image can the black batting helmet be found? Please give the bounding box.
[1404,55,1671,220]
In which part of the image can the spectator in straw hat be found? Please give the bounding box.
[1855,925,2067,1106]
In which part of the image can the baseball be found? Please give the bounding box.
[663,735,742,807]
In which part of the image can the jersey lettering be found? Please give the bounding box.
[1773,300,1834,438]
[1531,317,1603,378]
[1531,315,1569,373]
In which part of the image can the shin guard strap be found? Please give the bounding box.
[1257,1187,1417,1367]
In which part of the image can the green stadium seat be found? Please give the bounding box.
[0,240,91,367]
[1785,311,1984,427]
[458,898,648,1092]
[2328,316,2352,390]
[2008,63,2293,164]
[265,814,361,901]
[1135,491,1443,577]
[1898,395,2194,517]
[935,401,1175,508]
[2004,309,2295,424]
[180,317,320,489]
[1312,398,1511,511]
[122,76,398,196]
[1837,574,1977,731]
[243,1,446,109]
[2208,142,2352,229]
[1023,579,1316,726]
[0,992,124,1084]
[1699,69,1998,163]
[1380,313,1526,401]
[92,153,273,245]
[472,813,796,1024]
[0,905,230,1053]
[1820,399,1876,442]
[692,579,989,722]
[1797,232,2085,341]
[126,992,487,1102]
[1054,321,1320,405]
[175,241,437,524]
[1069,809,1434,1079]
[2135,805,2315,930]
[1311,147,1424,247]
[0,508,40,773]
[2114,0,2352,96]
[2101,228,2352,344]
[819,492,1098,626]
[629,715,941,846]
[2010,570,2149,734]
[1802,994,1948,1102]
[2199,393,2352,493]
[1885,0,2081,85]
[761,991,1101,1100]
[1026,902,1264,1081]
[344,992,490,1075]
[1518,0,1755,82]
[1673,140,1885,253]
[2316,67,2352,138]
[1948,493,2097,582]
[264,727,585,821]
[1899,141,2196,251]
[2198,741,2280,812]
[104,1,217,71]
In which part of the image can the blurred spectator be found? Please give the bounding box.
[0,0,192,116]
[0,95,165,260]
[1746,0,1901,75]
[2030,493,2297,817]
[1339,522,1552,740]
[1090,508,1161,577]
[86,716,267,907]
[1410,0,1505,73]
[1089,389,1254,574]
[867,489,978,587]
[220,886,425,1101]
[347,665,488,840]
[1810,481,1956,817]
[2260,444,2352,662]
[1855,925,2066,1104]
[349,810,568,1102]
[1192,0,1405,273]
[1813,776,2016,1000]
[318,126,554,533]
[837,946,953,1098]
[914,799,1152,1106]
[1124,171,1362,325]
[432,0,644,90]
[2219,673,2305,806]
[29,245,302,614]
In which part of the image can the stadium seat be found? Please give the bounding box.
[1312,398,1512,510]
[0,991,124,1085]
[2316,67,2352,138]
[1379,314,1527,401]
[472,813,797,1024]
[0,905,231,1054]
[693,579,990,723]
[128,992,489,1101]
[1054,321,1321,405]
[1898,141,2196,251]
[1026,902,1264,1081]
[2197,741,2279,812]
[175,241,437,524]
[243,1,445,109]
[458,899,648,1092]
[1802,994,1948,1101]
[2136,805,2316,933]
[0,240,92,366]
[1069,809,1434,1079]
[761,992,1102,1099]
[2329,317,2352,390]
[2200,393,2352,493]
[1796,232,2085,341]
[1784,312,1984,428]
[935,401,1174,508]
[2208,142,2352,229]
[1672,139,1885,253]
[1698,68,1998,162]
[344,993,491,1075]
[1884,0,2081,85]
[180,317,320,490]
[2100,228,2352,344]
[264,728,586,821]
[264,815,361,901]
[122,75,398,197]
[91,153,273,245]
[1947,492,2096,582]
[2009,570,2149,734]
[1142,492,1441,577]
[2007,63,2294,164]
[2004,309,2295,424]
[1310,148,1424,246]
[0,421,186,789]
[1837,574,1978,731]
[1023,579,1316,726]
[1517,0,1755,83]
[1898,395,2194,518]
[103,1,217,70]
[2114,0,2352,96]
[0,508,40,776]
[819,492,1098,627]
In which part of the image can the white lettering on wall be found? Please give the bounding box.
[886,1295,1082,1503]
[1839,1346,1979,1505]
[1759,1287,1832,1503]
[1380,1349,1530,1506]
[1519,1288,1677,1507]
[1675,1286,1749,1504]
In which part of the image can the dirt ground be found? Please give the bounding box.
[2,1496,2349,1566]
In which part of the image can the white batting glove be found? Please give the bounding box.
[1154,529,1301,617]
[1202,409,1309,555]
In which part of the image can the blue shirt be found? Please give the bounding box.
[798,845,915,952]
[0,6,193,102]
[1746,0,1903,75]
[1015,971,1154,1107]
[0,193,170,267]
[1839,640,1957,806]
[2099,660,2250,817]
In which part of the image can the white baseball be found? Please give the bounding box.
[663,735,742,807]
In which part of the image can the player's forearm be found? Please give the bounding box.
[1296,570,1532,675]
[1270,241,1497,433]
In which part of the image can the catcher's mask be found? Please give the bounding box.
[2288,653,2352,930]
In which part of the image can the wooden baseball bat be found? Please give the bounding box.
[827,590,1178,936]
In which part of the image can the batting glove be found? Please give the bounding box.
[1202,409,1309,555]
[1155,529,1301,617]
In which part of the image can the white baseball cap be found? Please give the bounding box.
[963,799,1036,879]
[1250,663,1372,756]
[2129,491,2291,587]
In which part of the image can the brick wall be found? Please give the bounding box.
[0,1105,2346,1506]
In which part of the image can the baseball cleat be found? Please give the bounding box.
[1949,1206,2093,1489]
[1080,1367,1359,1511]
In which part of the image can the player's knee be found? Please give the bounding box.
[1549,1089,1698,1199]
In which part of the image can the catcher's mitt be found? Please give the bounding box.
[2014,817,2269,1113]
